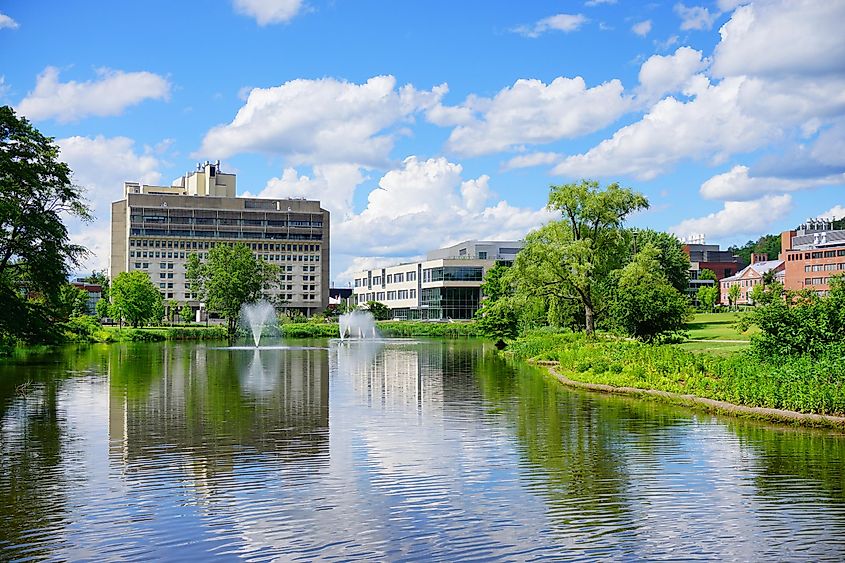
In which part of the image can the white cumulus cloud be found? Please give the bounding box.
[249,163,365,219]
[820,205,845,220]
[670,194,793,239]
[632,20,652,36]
[513,13,588,37]
[438,76,630,157]
[554,76,773,180]
[713,0,845,78]
[699,165,845,201]
[233,0,304,25]
[0,12,19,29]
[502,152,561,170]
[17,67,170,123]
[674,3,718,30]
[58,135,164,273]
[330,156,553,280]
[198,75,444,166]
[636,46,708,104]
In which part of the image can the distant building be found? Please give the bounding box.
[350,240,524,320]
[110,161,330,317]
[682,242,744,304]
[329,287,352,308]
[71,280,102,315]
[781,219,845,295]
[720,254,785,305]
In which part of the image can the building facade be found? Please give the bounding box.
[110,162,330,316]
[719,254,785,305]
[781,220,845,295]
[682,242,744,304]
[351,240,524,320]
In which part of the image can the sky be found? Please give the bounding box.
[2,0,844,285]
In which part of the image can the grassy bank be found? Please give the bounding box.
[685,312,756,341]
[278,320,481,338]
[90,325,228,342]
[507,330,845,418]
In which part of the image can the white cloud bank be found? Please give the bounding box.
[198,75,444,166]
[17,67,170,122]
[670,194,793,239]
[436,76,630,157]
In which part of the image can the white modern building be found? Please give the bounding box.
[110,161,330,317]
[351,240,524,320]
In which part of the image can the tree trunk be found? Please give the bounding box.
[584,304,595,335]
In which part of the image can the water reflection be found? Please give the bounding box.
[1,340,845,560]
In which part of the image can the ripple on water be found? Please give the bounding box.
[1,341,845,560]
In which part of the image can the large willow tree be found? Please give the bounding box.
[511,180,648,335]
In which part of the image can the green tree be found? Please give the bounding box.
[180,303,193,324]
[95,295,110,320]
[54,283,88,322]
[510,180,649,335]
[729,234,781,264]
[480,263,511,301]
[0,106,91,343]
[365,300,390,320]
[186,243,280,338]
[742,275,845,358]
[611,244,691,341]
[475,296,520,343]
[699,268,717,282]
[697,284,718,312]
[110,271,163,328]
[630,229,690,293]
[727,284,741,310]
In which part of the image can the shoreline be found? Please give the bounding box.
[532,360,845,430]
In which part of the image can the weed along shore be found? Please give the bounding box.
[506,330,845,429]
[535,361,845,430]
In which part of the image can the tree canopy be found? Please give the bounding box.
[186,243,280,337]
[510,180,649,334]
[610,244,691,341]
[110,271,163,328]
[0,106,91,343]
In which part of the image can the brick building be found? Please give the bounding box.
[719,254,785,305]
[781,220,845,295]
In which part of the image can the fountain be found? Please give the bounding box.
[240,300,278,347]
[338,310,379,340]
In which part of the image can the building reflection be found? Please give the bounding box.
[108,344,329,481]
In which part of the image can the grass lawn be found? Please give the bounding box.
[685,312,757,341]
[674,340,749,355]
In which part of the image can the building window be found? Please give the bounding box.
[407,271,416,282]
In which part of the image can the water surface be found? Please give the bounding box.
[1,339,844,560]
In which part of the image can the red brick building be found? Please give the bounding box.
[719,254,784,305]
[781,220,845,295]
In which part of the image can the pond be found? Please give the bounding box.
[1,339,845,560]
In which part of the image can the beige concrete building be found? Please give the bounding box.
[351,240,524,320]
[110,162,330,317]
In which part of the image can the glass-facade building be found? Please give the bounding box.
[351,240,523,320]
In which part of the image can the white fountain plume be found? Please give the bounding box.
[240,300,277,347]
[338,310,380,340]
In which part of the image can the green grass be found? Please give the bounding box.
[674,340,749,355]
[507,330,845,416]
[685,312,757,341]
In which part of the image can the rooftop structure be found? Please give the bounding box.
[781,221,845,295]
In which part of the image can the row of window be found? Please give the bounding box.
[787,249,845,261]
[129,229,323,241]
[355,289,418,303]
[804,262,845,272]
[135,215,322,228]
[354,270,418,288]
[422,266,484,283]
[805,277,833,286]
[130,239,320,252]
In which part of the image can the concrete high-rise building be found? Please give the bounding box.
[350,240,524,320]
[110,161,330,317]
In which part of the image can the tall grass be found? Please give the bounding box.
[509,330,845,416]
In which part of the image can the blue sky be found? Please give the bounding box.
[2,0,844,283]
